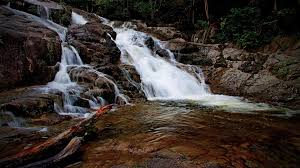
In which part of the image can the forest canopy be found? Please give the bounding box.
[60,0,300,48]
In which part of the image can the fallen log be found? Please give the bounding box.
[0,104,113,168]
[21,137,82,168]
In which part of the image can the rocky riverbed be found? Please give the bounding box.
[0,0,299,167]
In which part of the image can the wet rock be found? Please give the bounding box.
[243,70,299,103]
[222,48,244,61]
[219,68,252,94]
[145,37,155,50]
[207,49,227,67]
[138,26,187,41]
[0,6,61,91]
[237,61,263,73]
[83,89,115,103]
[174,53,213,66]
[0,86,63,117]
[0,97,54,117]
[68,66,117,103]
[73,97,90,108]
[156,48,170,59]
[7,0,71,26]
[68,21,120,66]
[265,53,300,80]
[166,41,200,53]
[96,65,145,101]
[30,113,72,125]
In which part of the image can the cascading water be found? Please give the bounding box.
[108,21,271,112]
[5,6,128,117]
[71,11,88,25]
[38,5,50,19]
[111,25,209,100]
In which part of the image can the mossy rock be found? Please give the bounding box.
[271,59,299,80]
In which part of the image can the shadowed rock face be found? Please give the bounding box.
[0,6,61,91]
[68,21,120,66]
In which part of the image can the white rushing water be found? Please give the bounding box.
[72,11,88,25]
[6,6,128,117]
[109,22,272,112]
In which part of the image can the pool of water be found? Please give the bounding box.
[80,102,300,168]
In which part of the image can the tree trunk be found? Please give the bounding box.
[192,0,195,25]
[204,0,209,22]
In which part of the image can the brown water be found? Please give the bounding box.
[79,102,300,168]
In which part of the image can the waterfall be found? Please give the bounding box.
[113,26,210,100]
[38,5,50,20]
[0,111,25,128]
[5,6,128,117]
[107,21,271,112]
[71,11,88,25]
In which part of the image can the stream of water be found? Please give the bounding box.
[108,22,274,112]
[1,5,300,168]
[5,7,128,117]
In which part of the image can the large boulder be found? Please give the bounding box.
[0,6,61,91]
[0,86,63,117]
[5,0,71,26]
[68,21,120,66]
[205,47,300,108]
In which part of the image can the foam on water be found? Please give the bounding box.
[72,11,88,25]
[5,6,128,117]
[110,22,273,112]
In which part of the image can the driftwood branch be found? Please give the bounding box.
[0,105,113,168]
[21,137,82,168]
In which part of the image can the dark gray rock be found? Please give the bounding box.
[0,6,61,91]
[68,21,120,66]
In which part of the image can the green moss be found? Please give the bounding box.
[46,40,56,64]
[270,60,296,80]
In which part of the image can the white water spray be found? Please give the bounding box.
[72,11,88,25]
[110,22,271,112]
[5,6,128,117]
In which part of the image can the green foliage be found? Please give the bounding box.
[195,19,209,29]
[277,8,296,17]
[95,0,111,6]
[216,7,265,48]
[215,7,283,48]
[134,1,152,16]
[236,31,261,48]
